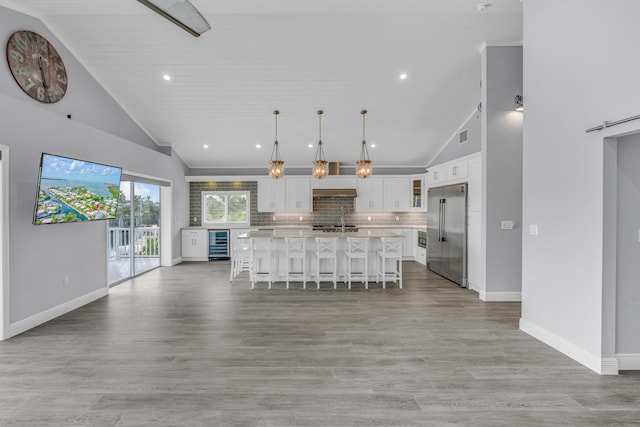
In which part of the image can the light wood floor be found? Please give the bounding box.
[1,261,639,426]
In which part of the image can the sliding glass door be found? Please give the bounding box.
[107,180,160,285]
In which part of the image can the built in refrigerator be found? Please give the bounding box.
[427,183,467,287]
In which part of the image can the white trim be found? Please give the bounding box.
[7,287,108,339]
[160,186,173,267]
[479,291,521,302]
[617,354,640,370]
[479,41,524,54]
[172,256,183,266]
[519,318,619,375]
[0,146,8,340]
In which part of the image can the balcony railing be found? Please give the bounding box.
[108,226,159,260]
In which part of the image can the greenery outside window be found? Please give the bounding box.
[202,191,250,226]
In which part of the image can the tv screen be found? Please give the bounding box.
[33,153,123,225]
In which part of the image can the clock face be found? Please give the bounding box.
[6,30,68,103]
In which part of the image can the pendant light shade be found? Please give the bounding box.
[269,110,285,179]
[356,109,373,179]
[312,109,329,179]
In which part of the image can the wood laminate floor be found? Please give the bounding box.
[1,261,639,426]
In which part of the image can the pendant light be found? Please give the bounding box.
[356,109,373,179]
[268,110,285,179]
[312,109,329,179]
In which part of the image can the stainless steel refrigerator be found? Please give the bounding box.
[427,183,467,287]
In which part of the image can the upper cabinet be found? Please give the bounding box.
[356,177,385,212]
[285,178,312,212]
[411,176,425,210]
[383,177,412,211]
[428,157,472,189]
[257,178,286,212]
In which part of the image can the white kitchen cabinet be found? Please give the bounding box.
[285,178,312,212]
[355,177,384,212]
[181,228,208,261]
[383,177,412,211]
[446,160,468,181]
[428,158,469,188]
[411,176,426,210]
[402,229,417,260]
[257,177,286,212]
[429,165,445,186]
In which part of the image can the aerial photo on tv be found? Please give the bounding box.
[34,154,122,225]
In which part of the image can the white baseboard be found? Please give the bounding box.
[617,354,640,370]
[519,318,619,375]
[171,256,182,266]
[7,287,108,339]
[479,291,522,302]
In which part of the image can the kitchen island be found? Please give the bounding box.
[244,229,403,287]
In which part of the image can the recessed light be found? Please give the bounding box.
[371,144,377,148]
[163,74,171,81]
[203,144,209,148]
[308,144,313,148]
[399,73,407,80]
[256,144,261,148]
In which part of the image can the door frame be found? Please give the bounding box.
[107,170,172,285]
[0,146,9,340]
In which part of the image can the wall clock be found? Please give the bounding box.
[6,30,68,103]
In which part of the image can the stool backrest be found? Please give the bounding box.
[285,237,306,254]
[381,237,402,257]
[315,237,337,256]
[346,237,368,256]
[252,238,272,253]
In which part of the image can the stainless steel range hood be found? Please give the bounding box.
[312,188,358,198]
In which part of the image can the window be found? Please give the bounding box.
[202,191,250,226]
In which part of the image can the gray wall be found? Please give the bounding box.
[481,46,523,295]
[0,6,159,152]
[0,6,190,327]
[521,0,640,370]
[429,110,481,167]
[616,134,640,354]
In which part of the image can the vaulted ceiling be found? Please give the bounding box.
[3,0,522,170]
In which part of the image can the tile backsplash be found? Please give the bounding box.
[189,181,426,227]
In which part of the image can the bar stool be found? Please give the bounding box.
[314,237,338,289]
[229,233,252,282]
[251,238,272,289]
[377,237,403,289]
[285,237,307,289]
[345,237,368,289]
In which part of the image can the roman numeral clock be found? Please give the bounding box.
[6,30,68,103]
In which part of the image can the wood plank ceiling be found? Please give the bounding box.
[2,0,523,170]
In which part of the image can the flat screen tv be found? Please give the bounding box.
[33,153,123,225]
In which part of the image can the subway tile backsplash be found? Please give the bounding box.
[189,181,426,227]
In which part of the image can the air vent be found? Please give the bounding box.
[458,129,468,145]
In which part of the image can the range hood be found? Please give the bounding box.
[312,188,358,198]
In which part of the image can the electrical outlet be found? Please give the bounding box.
[367,216,371,222]
[193,216,197,222]
[395,215,399,221]
[501,220,514,230]
[529,224,539,236]
[299,216,303,221]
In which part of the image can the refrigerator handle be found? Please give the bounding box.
[441,198,447,242]
[438,199,443,241]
